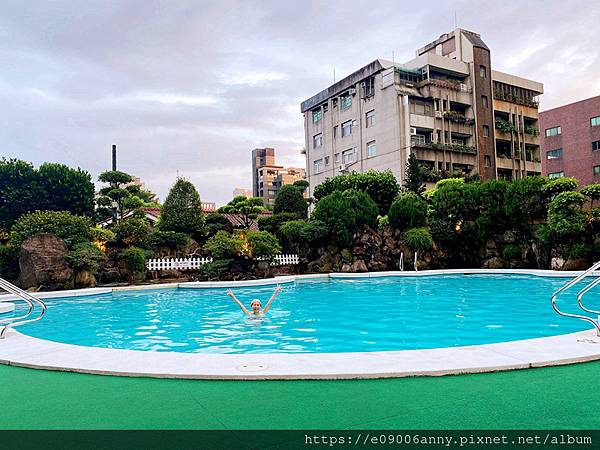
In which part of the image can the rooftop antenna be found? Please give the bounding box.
[454,10,458,29]
[392,51,395,67]
[333,67,336,84]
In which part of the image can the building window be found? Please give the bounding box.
[366,110,375,127]
[484,155,491,167]
[593,140,600,151]
[313,133,323,149]
[546,148,563,159]
[341,94,352,110]
[324,156,330,165]
[341,120,353,137]
[595,165,600,176]
[367,141,376,158]
[548,171,564,179]
[545,126,561,137]
[412,100,432,116]
[312,109,322,123]
[342,148,355,164]
[333,125,338,138]
[364,77,375,97]
[313,159,324,174]
[592,116,600,127]
[334,153,340,164]
[482,95,489,108]
[483,125,490,137]
[479,65,487,78]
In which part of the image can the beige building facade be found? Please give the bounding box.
[301,28,544,195]
[252,147,306,205]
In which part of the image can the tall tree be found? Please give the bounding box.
[96,170,157,222]
[273,185,307,218]
[403,152,425,195]
[158,178,205,238]
[38,163,95,217]
[218,196,265,228]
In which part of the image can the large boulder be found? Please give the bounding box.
[75,270,97,288]
[482,257,505,269]
[18,233,72,290]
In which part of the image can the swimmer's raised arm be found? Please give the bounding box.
[227,289,250,315]
[262,285,282,314]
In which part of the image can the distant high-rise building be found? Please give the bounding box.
[540,95,600,185]
[251,147,306,205]
[233,188,253,198]
[301,28,544,195]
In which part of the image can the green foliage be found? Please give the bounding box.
[475,180,509,237]
[246,231,281,258]
[67,242,105,273]
[504,176,547,227]
[273,185,307,218]
[403,153,425,195]
[423,189,436,202]
[148,230,189,249]
[89,227,116,243]
[113,218,151,247]
[96,170,156,222]
[312,189,378,246]
[502,244,522,260]
[436,178,464,189]
[570,243,593,259]
[293,179,309,193]
[218,196,266,228]
[9,211,91,249]
[581,184,600,207]
[205,213,231,238]
[313,170,400,215]
[123,246,147,273]
[546,191,587,241]
[158,178,205,237]
[0,244,19,279]
[403,227,433,252]
[204,231,243,259]
[541,177,578,199]
[198,259,232,281]
[280,219,329,252]
[0,159,95,228]
[257,212,300,234]
[388,192,428,231]
[98,170,134,185]
[378,215,390,229]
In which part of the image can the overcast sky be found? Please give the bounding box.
[2,0,599,204]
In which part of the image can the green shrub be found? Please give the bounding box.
[148,230,189,249]
[246,230,281,258]
[123,246,147,273]
[580,184,600,207]
[570,243,592,259]
[258,212,300,234]
[388,192,428,231]
[0,244,19,279]
[378,215,389,229]
[313,170,399,214]
[158,178,205,237]
[475,180,509,237]
[198,259,232,281]
[67,242,105,273]
[502,244,522,260]
[436,178,464,189]
[205,213,231,238]
[541,177,578,199]
[312,189,378,246]
[403,227,433,252]
[293,179,309,193]
[9,211,91,249]
[89,227,116,243]
[204,231,243,259]
[504,176,547,227]
[113,218,151,247]
[546,191,587,241]
[273,185,307,218]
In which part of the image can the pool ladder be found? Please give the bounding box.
[0,277,46,339]
[551,261,600,336]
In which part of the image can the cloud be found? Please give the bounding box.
[1,0,599,205]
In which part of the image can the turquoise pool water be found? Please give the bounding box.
[17,275,598,353]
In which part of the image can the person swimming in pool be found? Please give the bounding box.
[226,285,282,317]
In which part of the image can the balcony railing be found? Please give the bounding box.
[493,90,539,108]
[443,110,475,125]
[418,78,470,92]
[412,139,477,155]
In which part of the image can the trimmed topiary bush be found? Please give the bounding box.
[89,227,116,244]
[9,210,91,249]
[580,184,600,208]
[502,244,522,260]
[541,177,578,199]
[67,242,106,274]
[148,230,189,249]
[246,230,281,258]
[158,178,205,237]
[273,185,307,218]
[123,246,147,273]
[204,231,243,259]
[113,218,151,247]
[403,227,433,252]
[388,192,428,231]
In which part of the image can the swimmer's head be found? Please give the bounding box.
[250,299,262,312]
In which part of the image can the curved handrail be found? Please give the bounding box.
[551,261,600,336]
[399,252,404,271]
[577,276,600,316]
[414,251,418,272]
[0,278,46,339]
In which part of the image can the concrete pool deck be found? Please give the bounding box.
[1,269,599,380]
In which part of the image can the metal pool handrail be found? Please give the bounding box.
[0,277,46,339]
[577,276,600,316]
[399,252,404,271]
[551,261,600,336]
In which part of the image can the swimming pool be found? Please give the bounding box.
[17,274,595,354]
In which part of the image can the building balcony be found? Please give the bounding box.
[418,78,471,92]
[411,139,477,155]
[493,90,539,108]
[442,110,475,125]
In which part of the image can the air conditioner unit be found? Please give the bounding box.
[410,127,417,135]
[460,83,468,92]
[348,88,357,96]
[405,82,414,88]
[339,164,348,172]
[435,110,443,118]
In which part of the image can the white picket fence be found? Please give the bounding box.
[146,254,299,271]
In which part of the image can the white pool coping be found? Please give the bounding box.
[1,269,599,380]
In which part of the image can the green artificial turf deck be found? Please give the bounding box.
[0,361,598,429]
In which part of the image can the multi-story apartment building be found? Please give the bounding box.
[232,188,253,198]
[540,95,600,185]
[251,147,306,205]
[300,28,544,195]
